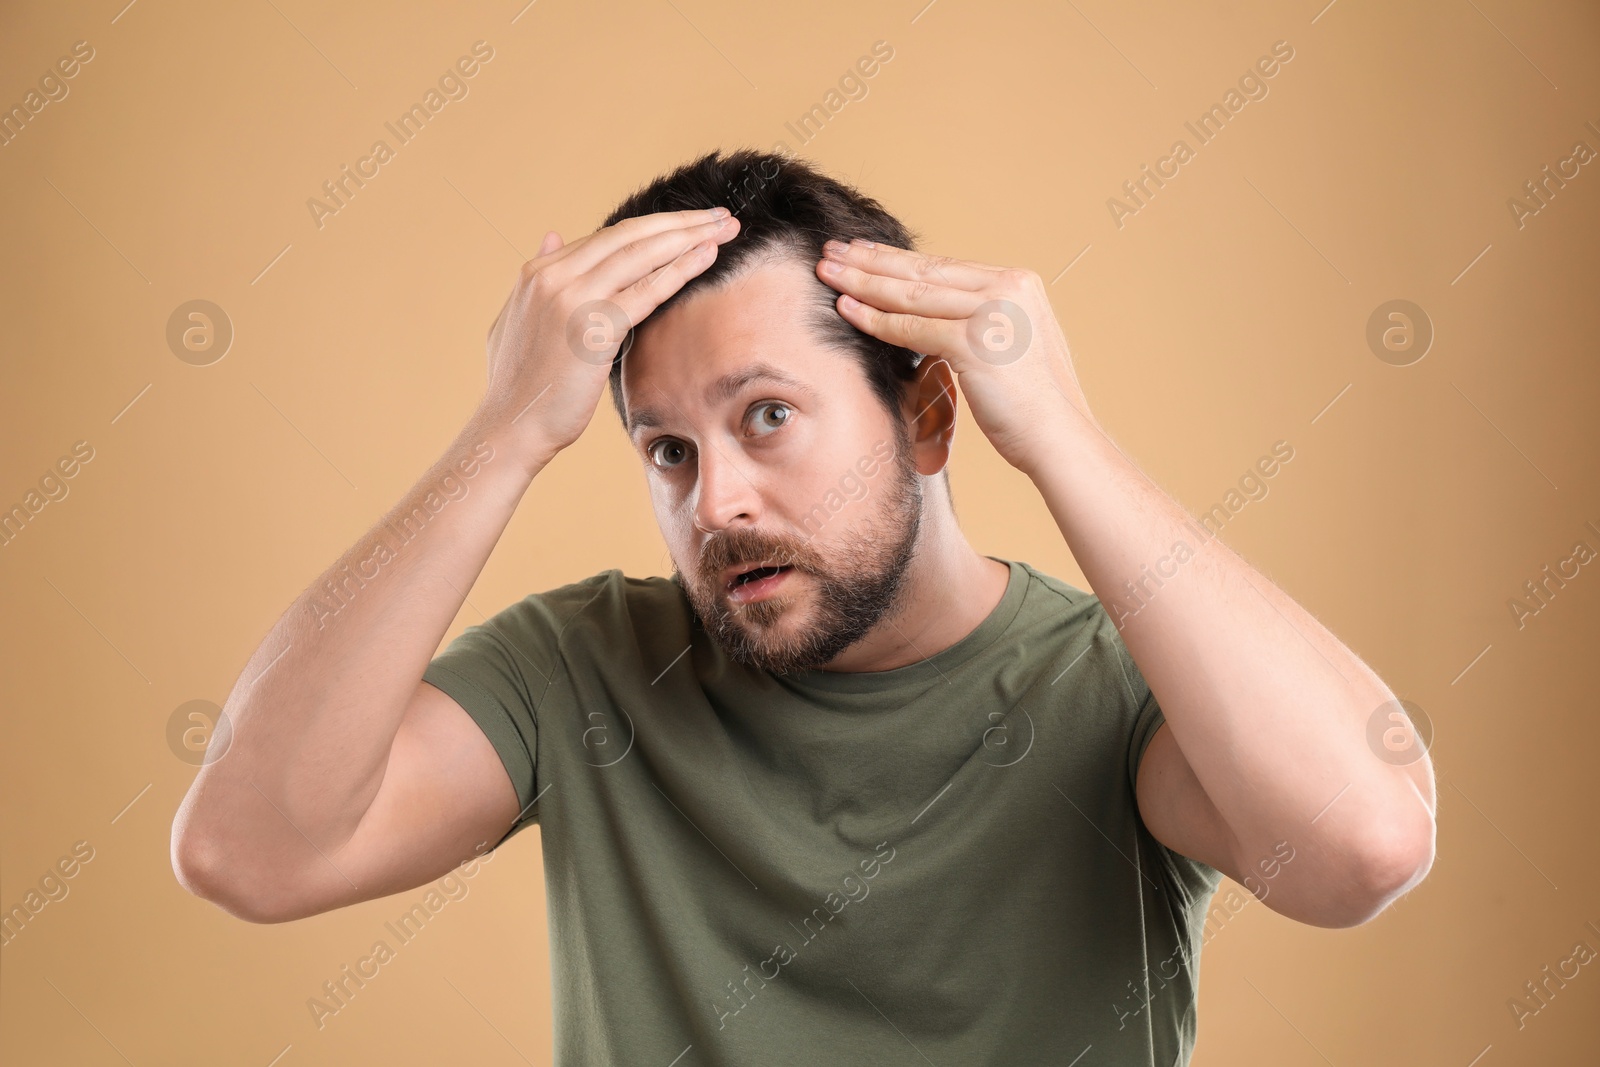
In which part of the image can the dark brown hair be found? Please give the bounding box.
[599,147,929,439]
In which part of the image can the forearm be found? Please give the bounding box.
[1020,417,1435,880]
[178,409,550,855]
[804,233,1434,907]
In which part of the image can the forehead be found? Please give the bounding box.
[621,257,835,436]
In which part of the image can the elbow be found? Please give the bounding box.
[1320,810,1437,929]
[170,823,300,925]
[1369,812,1437,906]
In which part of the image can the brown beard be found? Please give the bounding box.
[673,428,924,675]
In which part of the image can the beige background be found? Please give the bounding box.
[2,0,1598,1063]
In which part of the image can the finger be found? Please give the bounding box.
[607,237,724,336]
[816,256,982,320]
[824,239,1003,291]
[585,213,739,297]
[557,207,732,278]
[834,292,963,358]
[505,213,724,344]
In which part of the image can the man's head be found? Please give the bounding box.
[598,148,961,675]
[602,148,938,453]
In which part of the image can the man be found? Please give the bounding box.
[171,148,1436,1065]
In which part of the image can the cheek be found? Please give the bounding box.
[650,477,711,548]
[649,482,691,532]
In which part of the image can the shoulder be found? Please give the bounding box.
[1015,560,1089,612]
[505,568,694,660]
[1014,561,1132,667]
[489,568,684,632]
[1012,560,1153,723]
[564,568,687,623]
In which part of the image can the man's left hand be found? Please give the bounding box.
[816,237,1100,473]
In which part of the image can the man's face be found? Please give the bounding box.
[622,256,925,675]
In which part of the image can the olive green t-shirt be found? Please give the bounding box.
[422,556,1222,1065]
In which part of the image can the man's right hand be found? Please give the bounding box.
[169,204,745,925]
[477,207,742,471]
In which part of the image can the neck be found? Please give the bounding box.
[819,508,1010,674]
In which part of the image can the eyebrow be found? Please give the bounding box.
[627,362,815,438]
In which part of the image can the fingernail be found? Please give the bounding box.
[823,239,848,254]
[818,259,841,275]
[851,238,876,248]
[710,206,731,218]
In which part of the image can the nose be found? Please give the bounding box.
[691,442,763,536]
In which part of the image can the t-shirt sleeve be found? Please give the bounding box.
[1106,627,1164,794]
[1127,684,1167,793]
[422,599,561,848]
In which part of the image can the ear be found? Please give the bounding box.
[901,357,958,477]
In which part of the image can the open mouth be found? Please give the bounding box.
[730,564,792,589]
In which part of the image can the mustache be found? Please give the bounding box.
[703,536,814,577]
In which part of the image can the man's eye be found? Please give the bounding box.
[749,402,791,436]
[647,403,790,469]
[648,440,690,468]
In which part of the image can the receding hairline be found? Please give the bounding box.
[618,243,852,439]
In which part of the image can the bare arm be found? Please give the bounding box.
[1040,423,1436,927]
[169,416,541,922]
[811,239,1437,928]
[171,207,742,922]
